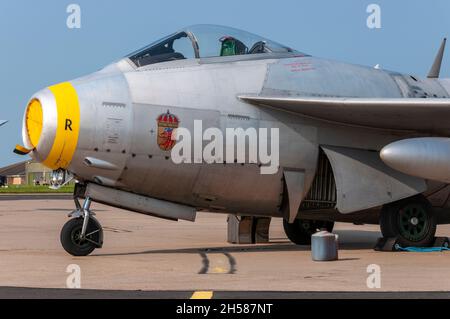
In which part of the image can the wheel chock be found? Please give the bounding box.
[374,237,450,252]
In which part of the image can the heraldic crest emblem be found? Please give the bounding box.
[157,110,179,151]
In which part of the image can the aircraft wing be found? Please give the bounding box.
[0,121,7,127]
[239,95,450,132]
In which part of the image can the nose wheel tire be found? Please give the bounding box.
[283,219,334,245]
[60,217,103,256]
[380,195,436,247]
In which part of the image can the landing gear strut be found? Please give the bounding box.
[380,195,437,247]
[60,196,103,256]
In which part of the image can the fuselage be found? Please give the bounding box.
[21,52,449,217]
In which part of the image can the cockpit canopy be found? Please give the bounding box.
[128,24,301,67]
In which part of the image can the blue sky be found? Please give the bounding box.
[1,0,449,167]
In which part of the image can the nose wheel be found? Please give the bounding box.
[60,197,103,256]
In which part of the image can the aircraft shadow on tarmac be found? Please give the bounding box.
[88,229,382,274]
[94,230,379,258]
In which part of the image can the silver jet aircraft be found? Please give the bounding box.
[15,25,450,256]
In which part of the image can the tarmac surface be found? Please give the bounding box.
[1,287,450,299]
[0,196,449,298]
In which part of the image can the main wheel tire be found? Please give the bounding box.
[60,217,103,256]
[283,219,334,245]
[380,195,436,247]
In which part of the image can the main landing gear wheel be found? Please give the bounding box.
[283,219,334,245]
[60,197,103,256]
[380,195,436,247]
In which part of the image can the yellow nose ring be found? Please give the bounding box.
[42,82,81,170]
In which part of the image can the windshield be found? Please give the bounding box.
[128,31,196,67]
[186,24,295,57]
[127,24,300,67]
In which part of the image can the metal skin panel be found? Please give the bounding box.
[85,183,196,222]
[322,146,427,214]
[68,73,132,185]
[192,164,283,216]
[438,78,450,96]
[262,57,403,98]
[283,169,306,223]
[118,105,215,205]
[393,74,449,98]
[125,59,269,116]
[121,63,290,214]
[189,112,283,215]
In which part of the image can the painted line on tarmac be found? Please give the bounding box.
[190,291,214,299]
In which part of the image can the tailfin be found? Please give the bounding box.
[428,38,446,78]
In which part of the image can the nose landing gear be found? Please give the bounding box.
[60,197,103,256]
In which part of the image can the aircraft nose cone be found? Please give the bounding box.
[21,82,80,170]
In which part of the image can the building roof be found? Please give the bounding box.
[0,161,27,176]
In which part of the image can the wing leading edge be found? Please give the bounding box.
[239,95,450,132]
